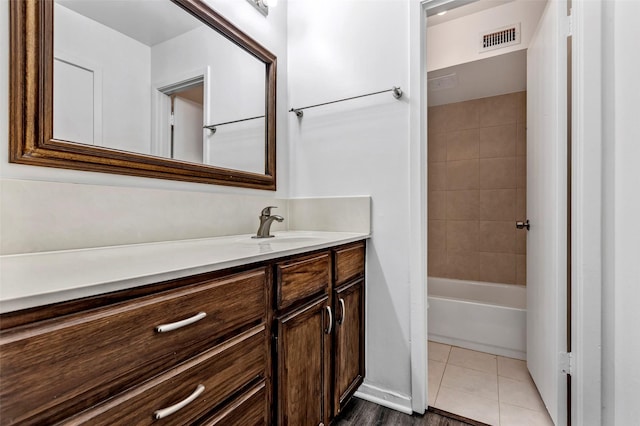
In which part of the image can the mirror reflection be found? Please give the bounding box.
[53,0,266,174]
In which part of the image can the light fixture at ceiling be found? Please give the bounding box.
[247,0,276,16]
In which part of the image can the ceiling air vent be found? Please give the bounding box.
[480,23,521,53]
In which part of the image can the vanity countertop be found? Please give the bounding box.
[0,231,369,314]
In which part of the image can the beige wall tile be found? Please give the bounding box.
[516,254,527,285]
[446,190,479,220]
[447,221,479,252]
[516,188,526,219]
[479,124,517,158]
[447,159,479,190]
[429,190,447,220]
[429,250,448,278]
[447,129,479,161]
[480,189,516,221]
[480,157,516,189]
[428,105,448,135]
[429,162,447,190]
[429,220,447,252]
[447,250,479,280]
[429,132,447,163]
[517,123,527,157]
[479,252,516,284]
[478,93,519,127]
[516,156,527,189]
[516,230,527,255]
[428,93,527,286]
[517,91,527,124]
[448,99,480,132]
[479,221,516,253]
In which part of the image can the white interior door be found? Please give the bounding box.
[53,57,101,145]
[526,0,568,425]
[172,96,204,163]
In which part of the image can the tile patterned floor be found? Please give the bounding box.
[428,341,554,426]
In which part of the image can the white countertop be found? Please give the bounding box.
[0,231,369,313]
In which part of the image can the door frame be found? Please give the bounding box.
[151,67,211,159]
[408,0,429,414]
[412,0,604,419]
[568,1,603,424]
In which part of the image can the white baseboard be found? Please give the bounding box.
[354,382,413,415]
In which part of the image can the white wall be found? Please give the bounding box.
[288,0,414,411]
[0,0,290,253]
[426,0,546,72]
[55,3,152,154]
[601,0,640,423]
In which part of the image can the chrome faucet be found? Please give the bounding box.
[253,206,284,238]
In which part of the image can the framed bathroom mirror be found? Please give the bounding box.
[9,0,277,190]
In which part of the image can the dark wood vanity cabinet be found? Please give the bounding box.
[0,268,271,426]
[273,242,366,425]
[0,240,366,425]
[333,278,365,416]
[331,243,366,418]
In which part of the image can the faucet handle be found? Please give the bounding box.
[260,206,278,216]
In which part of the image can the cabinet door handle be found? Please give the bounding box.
[153,384,205,420]
[155,312,207,333]
[338,298,346,325]
[325,306,333,334]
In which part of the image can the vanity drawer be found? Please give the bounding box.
[61,326,266,425]
[334,242,365,286]
[0,268,267,425]
[201,381,267,425]
[276,252,331,311]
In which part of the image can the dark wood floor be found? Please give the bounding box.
[333,398,476,426]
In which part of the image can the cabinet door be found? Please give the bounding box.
[333,279,365,416]
[276,297,331,426]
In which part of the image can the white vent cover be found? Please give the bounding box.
[479,23,521,53]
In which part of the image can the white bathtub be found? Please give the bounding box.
[428,277,526,360]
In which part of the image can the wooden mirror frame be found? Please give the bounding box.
[9,0,277,190]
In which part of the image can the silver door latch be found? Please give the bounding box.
[516,220,530,230]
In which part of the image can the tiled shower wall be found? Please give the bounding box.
[427,92,527,285]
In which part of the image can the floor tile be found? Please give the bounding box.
[498,376,547,412]
[428,360,446,406]
[498,356,530,382]
[434,386,500,425]
[428,341,451,363]
[500,402,554,426]
[440,364,499,400]
[448,346,497,374]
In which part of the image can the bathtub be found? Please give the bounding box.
[428,277,526,360]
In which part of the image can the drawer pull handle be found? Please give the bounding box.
[155,312,207,333]
[153,384,205,420]
[338,298,346,325]
[325,306,333,334]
